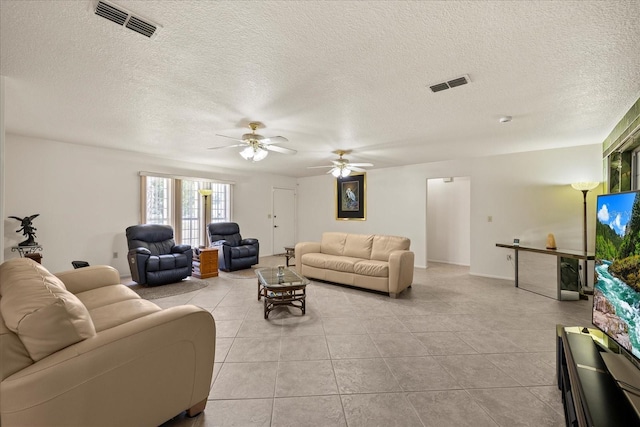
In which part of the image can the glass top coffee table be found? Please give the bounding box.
[256,267,309,319]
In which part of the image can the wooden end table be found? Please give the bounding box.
[192,247,218,279]
[284,246,295,267]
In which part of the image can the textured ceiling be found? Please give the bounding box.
[1,1,639,177]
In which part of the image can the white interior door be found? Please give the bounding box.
[272,187,296,254]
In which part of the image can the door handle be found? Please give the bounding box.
[274,225,279,228]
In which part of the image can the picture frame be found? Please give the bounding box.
[336,173,366,220]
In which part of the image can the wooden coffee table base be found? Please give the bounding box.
[258,283,306,319]
[256,267,309,320]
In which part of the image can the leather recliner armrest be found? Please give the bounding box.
[240,238,258,245]
[131,247,151,255]
[127,248,151,285]
[172,244,191,254]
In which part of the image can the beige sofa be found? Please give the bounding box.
[0,258,215,427]
[295,232,415,298]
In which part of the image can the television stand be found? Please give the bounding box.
[601,352,640,417]
[557,326,640,425]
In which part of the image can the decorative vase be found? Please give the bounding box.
[546,233,557,250]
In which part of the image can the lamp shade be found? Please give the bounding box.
[240,146,254,160]
[253,147,269,161]
[198,189,213,197]
[571,182,599,192]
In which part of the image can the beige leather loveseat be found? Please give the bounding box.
[295,232,415,298]
[0,258,215,427]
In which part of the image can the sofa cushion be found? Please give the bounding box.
[75,285,141,310]
[320,232,347,256]
[324,256,362,273]
[343,234,374,259]
[88,299,161,332]
[0,258,96,361]
[371,235,410,261]
[354,260,389,277]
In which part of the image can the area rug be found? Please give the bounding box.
[219,269,259,279]
[127,277,210,299]
[218,255,286,279]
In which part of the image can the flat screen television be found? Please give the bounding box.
[594,190,640,361]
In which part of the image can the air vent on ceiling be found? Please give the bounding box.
[94,1,161,39]
[429,75,471,93]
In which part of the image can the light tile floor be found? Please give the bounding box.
[156,259,591,427]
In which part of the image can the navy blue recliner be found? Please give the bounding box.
[126,224,192,286]
[207,222,259,272]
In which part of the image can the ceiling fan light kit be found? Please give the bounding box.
[332,167,351,178]
[309,150,373,177]
[240,145,268,162]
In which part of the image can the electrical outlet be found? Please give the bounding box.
[113,252,118,259]
[507,254,512,261]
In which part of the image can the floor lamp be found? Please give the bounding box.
[571,182,599,294]
[198,189,213,247]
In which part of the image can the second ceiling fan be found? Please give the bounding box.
[308,150,373,177]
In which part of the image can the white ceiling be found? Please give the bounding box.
[1,1,639,177]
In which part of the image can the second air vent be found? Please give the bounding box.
[94,1,161,39]
[429,75,471,93]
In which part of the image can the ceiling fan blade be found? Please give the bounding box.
[350,166,367,172]
[207,144,245,150]
[307,165,333,169]
[266,145,297,155]
[215,134,245,143]
[262,136,289,144]
[348,163,373,167]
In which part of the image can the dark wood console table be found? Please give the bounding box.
[557,326,639,426]
[496,244,594,300]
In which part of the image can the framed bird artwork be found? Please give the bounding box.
[336,174,366,221]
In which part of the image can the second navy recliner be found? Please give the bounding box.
[207,222,259,272]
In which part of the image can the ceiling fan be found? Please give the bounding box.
[208,122,296,162]
[308,150,374,177]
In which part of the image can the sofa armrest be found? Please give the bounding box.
[240,238,258,246]
[294,242,321,273]
[1,305,215,427]
[388,250,415,296]
[55,265,122,294]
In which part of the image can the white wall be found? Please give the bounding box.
[0,77,4,263]
[3,133,603,281]
[3,134,296,275]
[297,144,603,279]
[297,166,427,266]
[427,177,471,266]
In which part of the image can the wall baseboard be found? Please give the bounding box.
[469,272,513,281]
[427,259,470,267]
